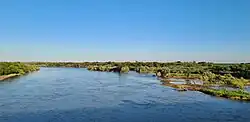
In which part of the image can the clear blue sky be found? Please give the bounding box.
[0,0,249,62]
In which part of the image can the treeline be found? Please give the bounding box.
[27,61,250,89]
[0,62,40,76]
[29,61,250,79]
[210,64,250,79]
[87,65,129,73]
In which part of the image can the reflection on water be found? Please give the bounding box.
[0,68,249,122]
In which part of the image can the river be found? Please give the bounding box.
[0,68,249,122]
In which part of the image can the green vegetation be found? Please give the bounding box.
[30,61,250,78]
[87,65,115,72]
[15,61,250,101]
[1,61,249,101]
[162,79,250,101]
[120,66,129,73]
[199,72,248,89]
[199,88,250,101]
[30,62,250,88]
[87,65,130,73]
[0,62,39,79]
[210,64,250,79]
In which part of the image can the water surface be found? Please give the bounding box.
[0,68,249,122]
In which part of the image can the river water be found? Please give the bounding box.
[0,68,249,122]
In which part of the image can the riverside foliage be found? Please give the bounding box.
[30,61,250,88]
[30,61,250,78]
[0,62,39,76]
[27,61,250,101]
[199,88,250,101]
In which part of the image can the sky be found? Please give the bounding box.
[0,0,249,63]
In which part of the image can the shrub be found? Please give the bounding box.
[0,62,39,76]
[120,66,129,73]
[200,88,250,100]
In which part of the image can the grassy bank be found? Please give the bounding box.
[0,62,39,80]
[160,72,249,89]
[162,80,250,101]
[199,88,250,101]
[162,78,250,101]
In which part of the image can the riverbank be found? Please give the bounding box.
[0,62,40,81]
[1,67,250,122]
[162,78,250,101]
[0,74,20,81]
[199,88,250,101]
[29,62,250,79]
[27,62,250,101]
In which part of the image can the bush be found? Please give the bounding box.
[200,88,250,100]
[0,62,39,76]
[120,66,129,73]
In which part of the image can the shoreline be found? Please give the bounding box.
[0,74,20,81]
[160,75,250,86]
[161,78,250,101]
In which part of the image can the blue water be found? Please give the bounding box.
[0,68,249,122]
